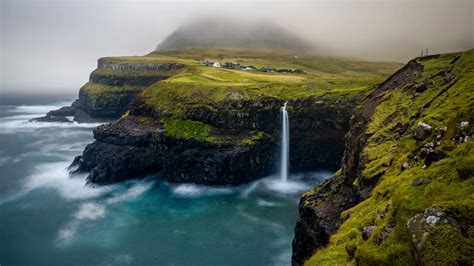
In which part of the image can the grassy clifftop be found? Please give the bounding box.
[304,50,474,265]
[129,49,401,118]
[81,48,401,140]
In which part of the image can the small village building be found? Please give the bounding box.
[213,62,221,68]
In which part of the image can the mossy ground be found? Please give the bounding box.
[161,117,269,145]
[162,118,214,142]
[305,50,474,265]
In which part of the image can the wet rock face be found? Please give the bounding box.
[292,174,359,265]
[75,141,162,185]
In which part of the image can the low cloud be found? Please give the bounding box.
[1,0,472,94]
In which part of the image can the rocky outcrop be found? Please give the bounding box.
[406,207,473,265]
[292,174,358,265]
[413,121,433,141]
[71,115,278,185]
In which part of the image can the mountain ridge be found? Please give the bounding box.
[155,18,313,52]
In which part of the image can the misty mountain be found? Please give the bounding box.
[155,18,313,52]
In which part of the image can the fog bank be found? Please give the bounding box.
[1,0,472,94]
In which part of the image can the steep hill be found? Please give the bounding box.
[293,50,474,265]
[155,18,313,52]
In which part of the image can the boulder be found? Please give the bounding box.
[413,121,432,141]
[362,225,376,240]
[406,207,473,264]
[455,121,472,143]
[412,178,424,186]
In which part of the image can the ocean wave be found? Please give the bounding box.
[8,102,72,115]
[107,180,154,204]
[239,181,259,198]
[0,156,22,167]
[73,202,106,220]
[58,202,106,241]
[0,103,102,134]
[0,120,102,134]
[23,161,113,201]
[257,199,281,207]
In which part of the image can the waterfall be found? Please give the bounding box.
[280,101,289,182]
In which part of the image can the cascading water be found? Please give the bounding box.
[280,101,290,182]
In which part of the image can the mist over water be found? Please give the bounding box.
[0,95,332,265]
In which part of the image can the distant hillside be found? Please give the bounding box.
[155,18,313,52]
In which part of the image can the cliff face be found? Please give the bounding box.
[33,59,183,123]
[72,115,277,185]
[293,50,474,265]
[72,97,355,185]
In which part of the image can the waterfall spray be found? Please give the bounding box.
[280,101,289,182]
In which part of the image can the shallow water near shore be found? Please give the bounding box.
[0,96,332,266]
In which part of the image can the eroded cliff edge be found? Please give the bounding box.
[293,50,474,265]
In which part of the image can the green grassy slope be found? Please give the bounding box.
[305,50,474,265]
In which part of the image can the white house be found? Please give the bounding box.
[213,62,221,68]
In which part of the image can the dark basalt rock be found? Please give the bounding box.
[89,71,169,86]
[133,96,354,171]
[48,106,76,117]
[292,174,358,265]
[31,115,72,123]
[72,115,279,185]
[30,106,76,123]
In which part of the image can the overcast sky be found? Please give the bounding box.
[1,0,473,94]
